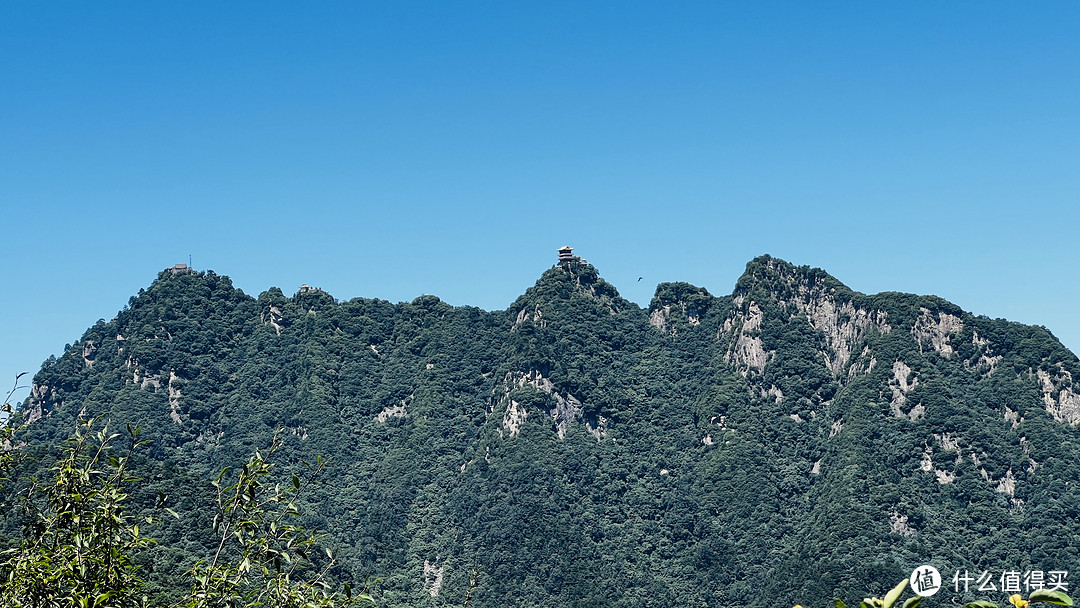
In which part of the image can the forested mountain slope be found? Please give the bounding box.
[13,254,1080,607]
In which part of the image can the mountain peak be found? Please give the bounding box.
[734,255,850,303]
[509,247,629,315]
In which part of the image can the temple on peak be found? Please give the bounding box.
[557,246,588,266]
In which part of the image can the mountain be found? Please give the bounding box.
[11,253,1080,607]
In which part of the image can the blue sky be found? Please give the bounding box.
[2,2,1078,402]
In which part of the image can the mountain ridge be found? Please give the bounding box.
[12,253,1080,608]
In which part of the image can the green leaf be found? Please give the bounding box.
[964,602,999,608]
[903,596,923,608]
[884,580,908,608]
[1029,591,1074,606]
[836,600,848,608]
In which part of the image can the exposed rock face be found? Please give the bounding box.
[423,560,444,598]
[995,469,1017,496]
[139,370,161,390]
[799,298,890,377]
[722,300,770,376]
[502,400,527,437]
[906,403,925,421]
[262,305,284,335]
[967,331,1003,376]
[846,347,877,379]
[376,402,408,423]
[1038,368,1080,425]
[168,371,182,423]
[1004,406,1020,429]
[764,385,784,404]
[586,415,608,442]
[912,308,963,357]
[730,257,890,378]
[936,432,960,453]
[648,282,711,337]
[496,370,584,439]
[927,433,965,484]
[82,340,97,368]
[889,511,916,537]
[513,304,545,329]
[649,304,702,334]
[924,428,1027,491]
[648,307,667,332]
[550,392,583,439]
[974,352,1003,375]
[1019,437,1039,472]
[919,445,934,472]
[25,383,49,424]
[889,360,922,420]
[195,430,224,446]
[890,361,917,396]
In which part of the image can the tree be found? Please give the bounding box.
[1,377,370,608]
[182,432,373,608]
[0,414,154,607]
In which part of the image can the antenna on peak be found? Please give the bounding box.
[189,254,192,268]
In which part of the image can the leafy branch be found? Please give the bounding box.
[182,430,372,608]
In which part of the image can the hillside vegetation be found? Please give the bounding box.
[8,255,1080,607]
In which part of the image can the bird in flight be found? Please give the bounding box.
[637,277,643,282]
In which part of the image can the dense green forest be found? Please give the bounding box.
[6,254,1080,607]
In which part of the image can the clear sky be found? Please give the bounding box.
[2,2,1078,402]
